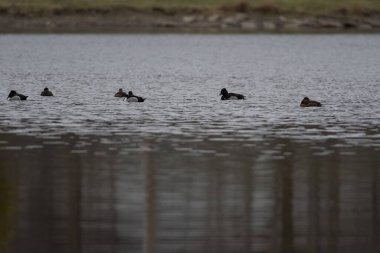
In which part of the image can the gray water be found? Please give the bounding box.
[0,34,379,253]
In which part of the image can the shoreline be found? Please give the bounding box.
[1,8,380,33]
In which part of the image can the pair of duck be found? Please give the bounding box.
[220,88,321,107]
[7,88,54,100]
[114,89,145,102]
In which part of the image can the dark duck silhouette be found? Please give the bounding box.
[219,88,245,100]
[7,90,28,100]
[123,91,145,102]
[41,87,53,96]
[300,97,321,107]
[114,88,128,97]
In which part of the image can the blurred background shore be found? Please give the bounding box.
[1,0,379,33]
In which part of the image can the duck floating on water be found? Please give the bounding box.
[123,91,145,102]
[220,88,245,100]
[114,88,128,97]
[7,90,28,101]
[41,87,53,96]
[300,97,321,107]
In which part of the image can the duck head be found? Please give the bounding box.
[301,97,310,104]
[220,88,228,96]
[128,91,134,96]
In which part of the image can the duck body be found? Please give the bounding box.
[300,97,321,107]
[123,91,145,102]
[41,88,53,96]
[114,92,128,98]
[7,90,28,101]
[220,88,245,100]
[123,96,145,103]
[114,88,128,97]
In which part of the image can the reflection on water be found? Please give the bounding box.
[0,133,379,253]
[0,34,379,253]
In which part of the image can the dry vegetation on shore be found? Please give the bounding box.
[0,0,379,32]
[0,0,379,14]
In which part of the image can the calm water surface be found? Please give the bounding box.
[0,34,379,253]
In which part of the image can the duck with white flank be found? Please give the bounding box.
[300,97,321,107]
[7,90,28,101]
[123,91,145,102]
[219,88,245,100]
[114,88,128,97]
[41,87,54,96]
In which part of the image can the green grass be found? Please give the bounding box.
[0,0,379,13]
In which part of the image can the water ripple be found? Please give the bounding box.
[0,34,379,147]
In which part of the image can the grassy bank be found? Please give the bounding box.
[1,0,379,33]
[0,0,380,14]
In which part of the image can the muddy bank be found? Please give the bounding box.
[1,8,380,33]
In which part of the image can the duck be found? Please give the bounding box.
[123,91,145,102]
[219,88,245,100]
[7,90,28,101]
[300,97,321,107]
[40,87,54,96]
[114,88,128,97]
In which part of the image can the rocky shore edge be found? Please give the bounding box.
[1,7,379,33]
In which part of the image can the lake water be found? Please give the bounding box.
[0,34,379,253]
